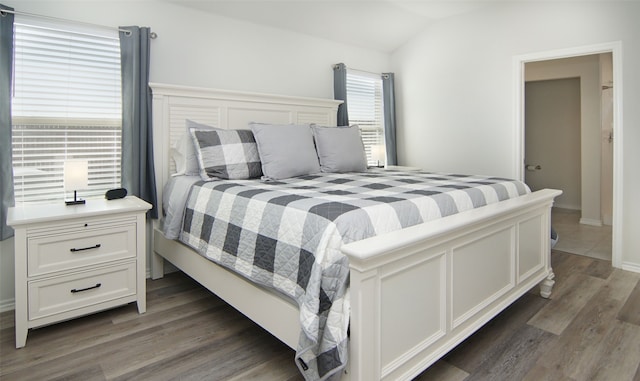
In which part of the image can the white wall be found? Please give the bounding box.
[0,0,390,309]
[525,55,602,223]
[391,1,640,270]
[8,1,389,98]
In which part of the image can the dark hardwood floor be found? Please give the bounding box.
[2,250,639,381]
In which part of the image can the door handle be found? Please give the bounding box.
[525,164,541,171]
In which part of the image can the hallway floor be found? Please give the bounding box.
[551,208,612,261]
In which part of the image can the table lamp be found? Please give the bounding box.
[370,145,385,168]
[64,160,88,205]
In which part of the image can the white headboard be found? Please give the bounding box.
[150,82,342,211]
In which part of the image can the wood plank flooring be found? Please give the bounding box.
[1,250,639,381]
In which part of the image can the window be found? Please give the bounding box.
[11,18,122,204]
[346,69,385,166]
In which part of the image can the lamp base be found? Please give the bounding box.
[65,199,86,206]
[65,190,86,206]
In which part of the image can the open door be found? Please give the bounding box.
[524,77,581,210]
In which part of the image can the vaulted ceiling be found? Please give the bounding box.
[168,1,490,53]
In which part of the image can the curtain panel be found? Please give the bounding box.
[333,63,349,126]
[119,26,158,219]
[382,73,398,166]
[0,4,15,240]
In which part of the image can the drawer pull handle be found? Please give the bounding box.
[71,283,101,293]
[70,244,101,252]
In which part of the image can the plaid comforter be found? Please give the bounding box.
[179,169,529,380]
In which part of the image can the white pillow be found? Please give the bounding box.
[249,123,320,180]
[311,124,367,173]
[172,119,219,176]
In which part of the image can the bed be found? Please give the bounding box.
[150,82,562,381]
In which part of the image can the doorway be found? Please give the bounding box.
[514,42,622,267]
[524,77,581,210]
[524,56,612,261]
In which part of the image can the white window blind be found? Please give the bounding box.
[346,69,385,166]
[12,18,122,204]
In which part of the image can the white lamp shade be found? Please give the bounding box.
[370,145,386,165]
[64,160,88,190]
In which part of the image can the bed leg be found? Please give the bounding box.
[539,271,555,299]
[151,252,165,279]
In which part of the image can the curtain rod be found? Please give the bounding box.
[0,8,157,39]
[333,64,391,78]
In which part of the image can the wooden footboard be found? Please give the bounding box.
[342,188,561,381]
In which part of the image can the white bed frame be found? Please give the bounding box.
[149,82,561,381]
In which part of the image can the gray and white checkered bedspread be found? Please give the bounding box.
[179,169,529,380]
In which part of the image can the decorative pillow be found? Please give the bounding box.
[189,128,262,180]
[249,123,321,180]
[172,119,219,176]
[311,124,368,173]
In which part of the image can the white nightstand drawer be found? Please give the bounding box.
[28,262,136,320]
[27,224,136,277]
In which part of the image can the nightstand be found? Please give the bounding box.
[7,196,151,348]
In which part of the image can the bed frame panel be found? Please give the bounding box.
[150,82,561,381]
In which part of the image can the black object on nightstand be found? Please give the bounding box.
[105,188,127,200]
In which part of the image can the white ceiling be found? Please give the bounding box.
[167,1,491,53]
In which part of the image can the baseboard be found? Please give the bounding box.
[579,218,603,227]
[553,203,580,211]
[145,263,178,279]
[0,298,15,313]
[621,261,640,274]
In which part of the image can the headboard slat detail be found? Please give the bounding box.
[151,83,342,215]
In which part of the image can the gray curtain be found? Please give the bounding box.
[0,4,14,240]
[333,63,349,126]
[119,26,158,218]
[382,73,397,166]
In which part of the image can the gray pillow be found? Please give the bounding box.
[249,123,320,180]
[189,129,262,180]
[311,125,368,173]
